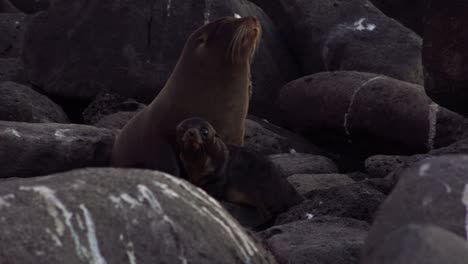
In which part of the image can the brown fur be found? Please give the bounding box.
[176,117,304,219]
[110,16,261,175]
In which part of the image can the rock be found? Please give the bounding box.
[369,0,425,35]
[346,171,369,181]
[259,216,369,264]
[0,57,25,82]
[7,0,49,14]
[0,81,69,123]
[279,71,468,155]
[362,224,468,264]
[244,116,325,156]
[287,173,355,195]
[0,0,18,13]
[277,0,423,84]
[23,0,298,119]
[93,111,138,130]
[364,155,406,178]
[82,92,145,125]
[0,168,276,263]
[0,121,115,178]
[363,155,468,258]
[269,153,339,177]
[423,1,468,116]
[275,181,385,225]
[0,13,26,58]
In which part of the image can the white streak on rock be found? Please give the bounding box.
[305,213,314,220]
[204,0,212,24]
[444,183,452,194]
[343,76,384,139]
[0,194,14,208]
[54,129,71,139]
[419,163,431,177]
[80,204,107,264]
[462,184,468,240]
[46,228,63,247]
[234,13,241,19]
[166,0,172,16]
[137,185,163,213]
[4,128,21,138]
[353,18,376,31]
[427,103,440,151]
[76,214,85,230]
[109,193,142,209]
[153,181,180,198]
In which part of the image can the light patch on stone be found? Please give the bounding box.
[444,183,452,194]
[289,149,297,154]
[426,103,440,151]
[352,18,376,31]
[419,163,431,177]
[109,193,142,209]
[422,196,433,207]
[125,241,137,264]
[204,0,212,24]
[153,181,180,198]
[15,21,20,26]
[76,214,85,230]
[234,13,242,19]
[35,251,45,256]
[54,129,71,139]
[80,204,107,264]
[0,194,15,208]
[343,76,384,140]
[137,185,163,212]
[166,0,172,16]
[46,228,63,247]
[462,184,468,240]
[4,128,21,138]
[305,213,314,220]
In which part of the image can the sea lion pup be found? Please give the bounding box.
[176,117,304,218]
[110,16,261,175]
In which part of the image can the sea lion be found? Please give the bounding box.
[110,16,261,175]
[176,117,304,218]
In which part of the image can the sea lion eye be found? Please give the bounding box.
[201,128,209,136]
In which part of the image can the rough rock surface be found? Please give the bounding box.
[276,181,385,225]
[0,12,26,58]
[0,81,69,123]
[0,57,25,82]
[361,224,468,264]
[260,216,369,264]
[287,173,355,195]
[22,0,298,120]
[363,155,468,258]
[277,0,423,84]
[423,0,468,116]
[364,155,406,178]
[0,168,277,263]
[0,121,115,178]
[269,153,339,177]
[279,71,467,155]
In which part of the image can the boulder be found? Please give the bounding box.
[22,0,298,120]
[277,0,423,84]
[279,71,467,155]
[361,224,468,264]
[276,181,385,225]
[0,81,69,123]
[269,153,339,177]
[0,168,276,263]
[0,121,115,178]
[287,173,355,195]
[0,12,26,58]
[260,216,369,264]
[363,155,468,258]
[423,0,468,116]
[364,155,406,178]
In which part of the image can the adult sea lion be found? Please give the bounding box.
[176,117,304,218]
[111,16,261,175]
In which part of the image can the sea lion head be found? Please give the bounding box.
[180,16,261,69]
[176,117,219,156]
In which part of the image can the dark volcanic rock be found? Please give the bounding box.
[23,0,298,120]
[362,224,468,264]
[276,181,385,225]
[260,216,369,264]
[287,173,355,195]
[269,153,339,177]
[279,71,467,155]
[244,116,324,156]
[364,155,406,178]
[82,92,145,125]
[8,0,49,14]
[93,111,138,130]
[369,0,425,36]
[0,57,25,82]
[0,168,276,263]
[0,13,26,58]
[363,155,468,258]
[278,0,423,84]
[0,81,69,123]
[423,1,468,116]
[0,121,115,178]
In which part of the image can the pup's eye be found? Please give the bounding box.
[201,128,209,136]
